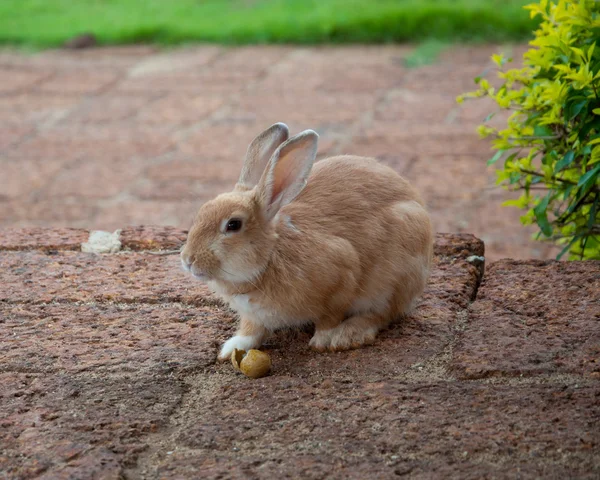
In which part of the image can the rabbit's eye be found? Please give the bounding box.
[225,219,243,232]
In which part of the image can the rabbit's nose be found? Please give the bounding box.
[180,253,193,272]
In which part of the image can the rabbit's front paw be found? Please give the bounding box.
[218,335,263,361]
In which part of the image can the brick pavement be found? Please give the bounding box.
[1,45,560,260]
[1,228,598,478]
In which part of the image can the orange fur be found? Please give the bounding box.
[180,123,433,360]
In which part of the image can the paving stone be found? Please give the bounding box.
[0,227,88,251]
[126,47,222,77]
[92,201,199,232]
[37,69,120,94]
[374,89,458,124]
[0,199,100,230]
[177,121,272,161]
[144,377,600,479]
[405,154,492,209]
[1,156,76,199]
[0,93,82,128]
[317,63,405,92]
[117,72,252,94]
[45,156,147,198]
[255,46,408,95]
[0,302,234,375]
[0,125,34,152]
[62,94,154,124]
[402,64,499,95]
[144,155,243,183]
[135,93,226,126]
[292,46,410,69]
[0,67,50,94]
[132,177,229,202]
[210,46,291,75]
[0,371,184,479]
[0,251,217,306]
[452,260,600,379]
[434,233,484,258]
[10,126,174,161]
[230,90,377,127]
[120,225,187,251]
[352,123,491,157]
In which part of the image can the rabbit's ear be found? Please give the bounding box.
[258,130,319,221]
[237,122,289,190]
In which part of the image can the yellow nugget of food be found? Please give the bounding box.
[231,348,272,379]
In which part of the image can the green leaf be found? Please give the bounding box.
[577,164,600,193]
[563,184,574,199]
[533,125,554,137]
[588,133,600,143]
[556,236,580,260]
[533,194,553,237]
[564,95,586,123]
[525,111,542,126]
[569,100,587,121]
[487,150,504,166]
[588,195,599,230]
[484,112,496,122]
[503,152,518,168]
[579,117,600,141]
[509,171,521,185]
[555,150,575,172]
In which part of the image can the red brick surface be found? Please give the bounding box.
[0,228,598,478]
[119,225,188,251]
[0,251,217,306]
[0,45,561,260]
[0,303,234,374]
[0,227,88,251]
[452,260,600,379]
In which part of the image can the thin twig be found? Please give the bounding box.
[144,249,182,256]
[517,168,579,186]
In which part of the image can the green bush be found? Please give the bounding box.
[459,0,600,259]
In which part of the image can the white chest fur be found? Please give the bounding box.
[210,283,304,331]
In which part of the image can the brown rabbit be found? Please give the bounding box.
[181,122,433,360]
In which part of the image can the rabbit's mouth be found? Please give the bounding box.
[190,267,211,281]
[181,257,211,281]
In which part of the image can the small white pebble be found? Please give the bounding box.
[81,230,121,254]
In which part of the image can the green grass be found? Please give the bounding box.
[0,0,537,48]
